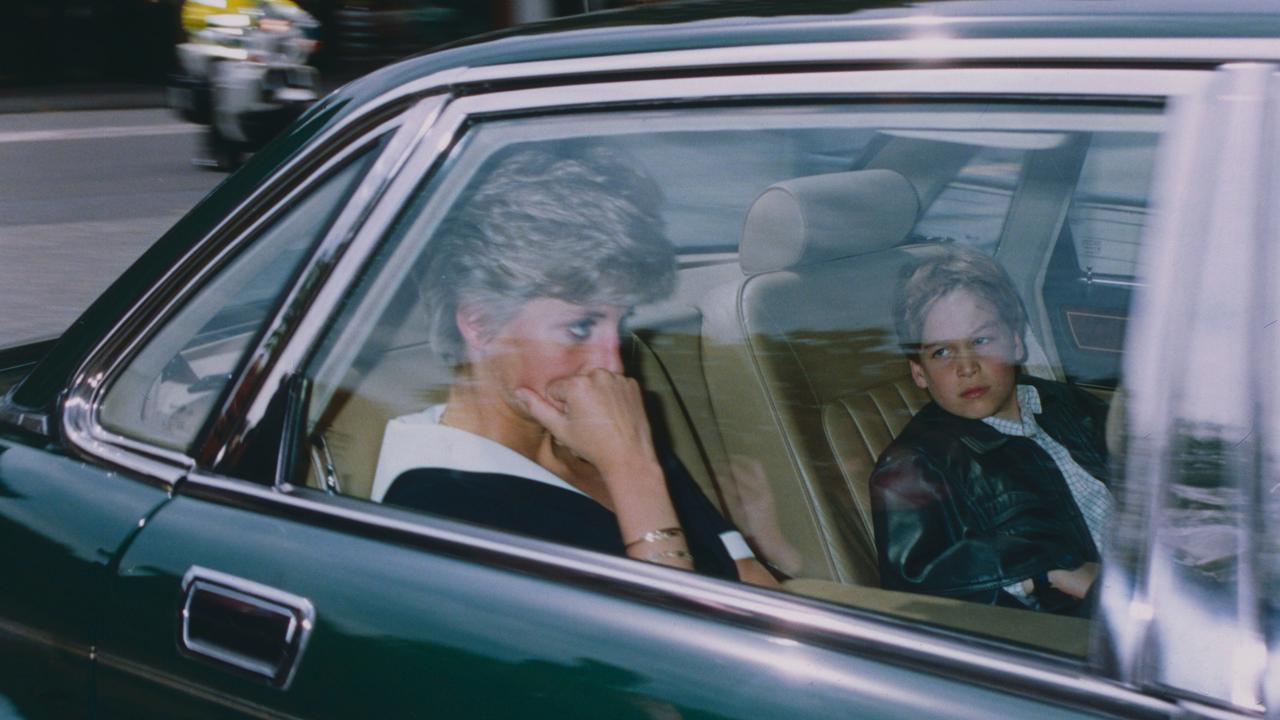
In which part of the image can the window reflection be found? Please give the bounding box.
[294,102,1166,656]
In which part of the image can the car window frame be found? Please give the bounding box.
[74,57,1227,718]
[60,98,425,489]
[282,61,1217,683]
[208,65,1212,475]
[261,64,1215,704]
[1097,62,1280,714]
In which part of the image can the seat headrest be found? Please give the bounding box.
[740,169,920,275]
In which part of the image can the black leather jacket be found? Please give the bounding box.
[869,377,1109,613]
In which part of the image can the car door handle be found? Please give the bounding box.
[179,566,315,689]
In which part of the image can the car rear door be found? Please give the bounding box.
[79,49,1239,720]
[105,475,1132,720]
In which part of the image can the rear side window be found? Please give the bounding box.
[1043,133,1157,387]
[902,132,1158,388]
[910,145,1024,254]
[99,147,377,451]
[279,99,1166,658]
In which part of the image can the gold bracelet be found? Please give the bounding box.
[625,527,684,548]
[644,549,694,563]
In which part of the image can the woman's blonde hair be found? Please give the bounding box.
[423,144,676,365]
[895,245,1028,359]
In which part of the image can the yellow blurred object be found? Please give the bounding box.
[181,0,304,35]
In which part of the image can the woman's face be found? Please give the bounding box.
[465,297,628,409]
[909,288,1024,422]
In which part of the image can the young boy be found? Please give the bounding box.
[869,246,1113,615]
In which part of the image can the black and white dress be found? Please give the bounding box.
[372,405,753,580]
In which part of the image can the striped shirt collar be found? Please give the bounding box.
[981,384,1042,437]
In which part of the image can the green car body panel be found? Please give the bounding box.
[96,492,1102,719]
[4,0,1274,717]
[0,438,170,719]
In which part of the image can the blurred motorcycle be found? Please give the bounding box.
[167,0,322,170]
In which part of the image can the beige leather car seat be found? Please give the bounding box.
[701,167,1066,585]
[701,169,942,585]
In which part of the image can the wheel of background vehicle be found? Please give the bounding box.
[189,81,212,126]
[165,74,212,125]
[194,61,241,172]
[212,125,243,171]
[194,123,242,172]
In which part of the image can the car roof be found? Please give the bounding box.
[456,0,1280,48]
[314,0,1280,126]
[8,0,1276,412]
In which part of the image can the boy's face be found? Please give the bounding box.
[909,288,1024,422]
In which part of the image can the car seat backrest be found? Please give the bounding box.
[703,169,939,584]
[737,169,919,275]
[708,168,1064,585]
[313,342,451,499]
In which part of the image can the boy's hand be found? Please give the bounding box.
[1048,562,1099,599]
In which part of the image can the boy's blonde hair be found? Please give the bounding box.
[895,245,1028,359]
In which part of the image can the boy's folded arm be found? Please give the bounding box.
[871,447,1075,599]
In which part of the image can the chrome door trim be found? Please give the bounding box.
[203,94,462,468]
[0,616,94,662]
[179,469,1176,720]
[202,94,450,469]
[0,401,49,436]
[179,566,316,690]
[60,111,414,488]
[205,65,1211,469]
[447,67,1205,113]
[1261,67,1280,720]
[455,38,1280,87]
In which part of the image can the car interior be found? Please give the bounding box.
[106,101,1159,657]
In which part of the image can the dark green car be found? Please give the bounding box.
[4,1,1279,717]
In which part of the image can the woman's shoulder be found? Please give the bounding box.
[388,466,596,512]
[372,405,450,501]
[385,467,627,554]
[374,404,591,502]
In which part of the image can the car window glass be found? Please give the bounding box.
[910,145,1024,254]
[99,146,378,452]
[1106,82,1271,707]
[615,129,871,251]
[286,101,1165,658]
[1041,133,1157,388]
[1064,133,1156,278]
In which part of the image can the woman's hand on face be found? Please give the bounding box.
[518,372,685,569]
[514,369,661,483]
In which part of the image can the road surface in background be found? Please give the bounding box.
[0,108,222,347]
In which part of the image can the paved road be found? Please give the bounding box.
[0,108,222,347]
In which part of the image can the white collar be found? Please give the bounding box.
[371,404,586,502]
